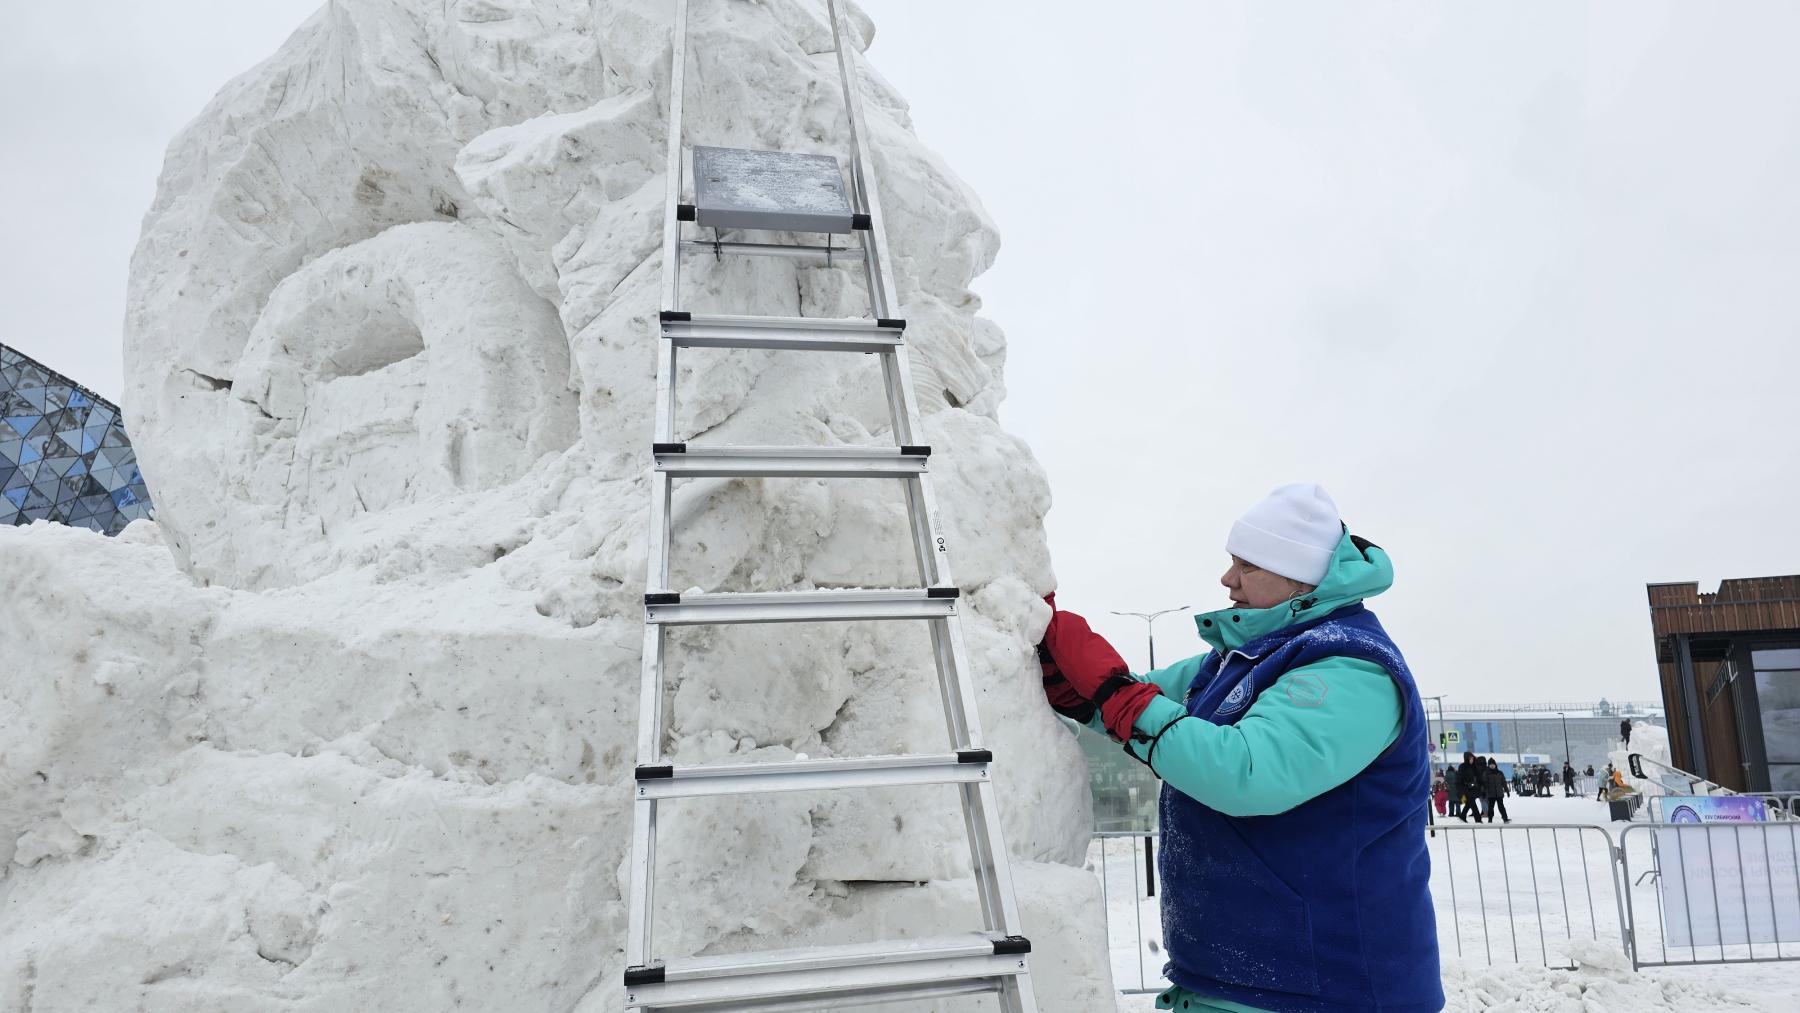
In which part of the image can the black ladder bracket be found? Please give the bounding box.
[993,936,1032,955]
[899,445,931,457]
[635,764,675,781]
[956,748,993,764]
[676,203,696,222]
[644,592,682,606]
[851,212,873,230]
[653,442,687,455]
[659,309,692,323]
[624,964,667,986]
[876,317,907,330]
[926,587,961,599]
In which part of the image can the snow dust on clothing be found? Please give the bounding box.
[1087,531,1442,1012]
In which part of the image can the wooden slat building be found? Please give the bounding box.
[1649,576,1800,791]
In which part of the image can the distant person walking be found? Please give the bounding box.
[1562,762,1577,797]
[1484,758,1512,823]
[1597,763,1615,800]
[1456,751,1484,821]
[1621,717,1633,747]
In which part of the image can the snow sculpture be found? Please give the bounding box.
[0,1,1114,1009]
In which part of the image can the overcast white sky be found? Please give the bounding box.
[5,2,1798,705]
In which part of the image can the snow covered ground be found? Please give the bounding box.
[1093,795,1800,1011]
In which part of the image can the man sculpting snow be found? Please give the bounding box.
[1040,484,1442,1012]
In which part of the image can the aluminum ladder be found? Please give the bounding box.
[621,1,1039,1010]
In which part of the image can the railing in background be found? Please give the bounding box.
[1091,831,1166,994]
[1618,822,1800,968]
[1429,823,1629,969]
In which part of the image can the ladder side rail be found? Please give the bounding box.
[625,790,659,967]
[937,616,1027,937]
[627,625,667,968]
[661,0,692,314]
[650,338,678,560]
[827,0,901,321]
[876,352,918,460]
[631,0,692,977]
[965,779,1028,937]
[829,0,1033,982]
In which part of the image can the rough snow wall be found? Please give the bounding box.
[1,1,1110,1011]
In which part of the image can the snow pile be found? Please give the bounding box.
[1,1,1111,1009]
[1436,950,1792,1012]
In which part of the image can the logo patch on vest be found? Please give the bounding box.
[1285,672,1328,707]
[1215,676,1255,717]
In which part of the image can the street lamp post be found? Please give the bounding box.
[1422,694,1448,766]
[1557,711,1571,765]
[1111,606,1190,671]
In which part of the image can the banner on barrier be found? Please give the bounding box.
[1656,823,1800,947]
[1662,795,1768,824]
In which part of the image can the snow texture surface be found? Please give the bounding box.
[1,1,1109,1010]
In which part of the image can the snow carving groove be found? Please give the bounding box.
[0,1,1115,1010]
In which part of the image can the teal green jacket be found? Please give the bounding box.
[1082,532,1404,818]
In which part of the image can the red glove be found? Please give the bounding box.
[1037,594,1097,722]
[1039,642,1097,723]
[1041,598,1161,742]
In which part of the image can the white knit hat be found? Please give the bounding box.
[1225,483,1342,586]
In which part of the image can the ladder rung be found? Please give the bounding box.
[654,445,929,478]
[661,312,905,352]
[637,980,997,1013]
[644,588,959,626]
[624,933,1031,1010]
[634,752,989,800]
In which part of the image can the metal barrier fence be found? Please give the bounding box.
[1618,821,1800,968]
[1428,823,1628,969]
[1093,820,1800,984]
[1091,831,1165,994]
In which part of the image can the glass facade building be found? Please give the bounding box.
[1,343,153,535]
[1649,577,1800,792]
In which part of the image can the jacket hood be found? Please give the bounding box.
[1194,528,1395,653]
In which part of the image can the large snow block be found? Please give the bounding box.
[0,0,1115,1009]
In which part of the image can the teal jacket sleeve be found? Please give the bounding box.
[1076,652,1210,737]
[1122,657,1403,817]
[1141,653,1208,700]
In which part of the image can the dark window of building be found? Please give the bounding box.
[1753,647,1800,791]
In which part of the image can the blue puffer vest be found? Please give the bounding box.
[1158,604,1441,1013]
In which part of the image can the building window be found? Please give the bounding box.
[1753,647,1800,791]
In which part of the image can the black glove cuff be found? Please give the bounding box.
[1053,699,1097,723]
[1087,670,1136,711]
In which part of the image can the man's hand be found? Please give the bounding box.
[1041,598,1163,742]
